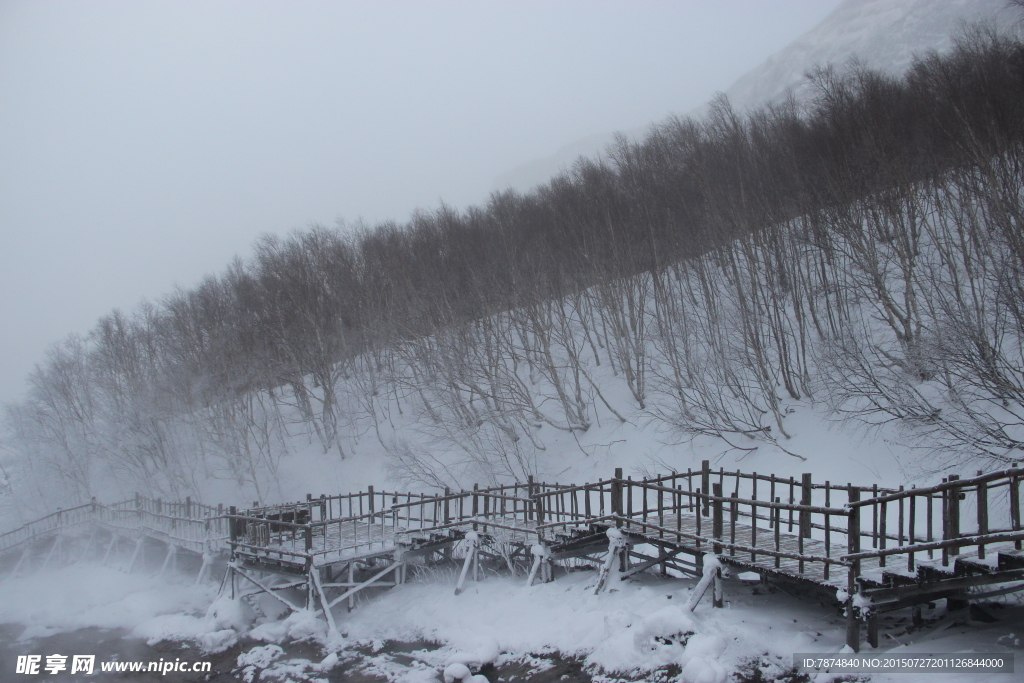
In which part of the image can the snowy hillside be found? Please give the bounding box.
[721,0,1015,112]
[494,0,1016,194]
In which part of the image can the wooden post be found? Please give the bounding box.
[712,567,724,608]
[472,483,479,531]
[626,476,633,528]
[444,487,451,525]
[228,505,237,560]
[846,486,861,652]
[657,485,664,537]
[701,460,710,516]
[773,499,781,568]
[526,476,536,522]
[799,473,812,538]
[898,486,905,548]
[612,468,623,528]
[974,470,987,560]
[788,477,795,533]
[1012,464,1021,551]
[728,492,737,557]
[871,484,878,548]
[948,475,961,558]
[712,483,723,555]
[695,488,702,548]
[908,489,916,572]
[941,480,950,566]
[750,477,758,562]
[824,482,831,580]
[879,498,887,568]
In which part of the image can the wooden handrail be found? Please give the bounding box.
[846,468,1022,508]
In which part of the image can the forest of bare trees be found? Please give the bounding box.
[5,28,1024,509]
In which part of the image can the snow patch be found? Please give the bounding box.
[249,609,328,644]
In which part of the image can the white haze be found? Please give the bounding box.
[0,0,841,408]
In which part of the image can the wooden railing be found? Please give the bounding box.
[843,467,1023,571]
[6,465,1021,584]
[530,462,1024,584]
[0,494,230,557]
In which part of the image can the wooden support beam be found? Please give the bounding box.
[328,561,402,609]
[230,565,304,613]
[621,547,686,579]
[126,537,145,574]
[321,581,401,589]
[309,568,339,639]
[455,532,480,595]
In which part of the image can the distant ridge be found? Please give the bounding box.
[721,0,1013,113]
[494,0,1015,194]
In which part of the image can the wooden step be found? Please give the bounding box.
[857,575,885,589]
[880,570,918,588]
[915,562,956,584]
[997,550,1024,571]
[954,556,996,576]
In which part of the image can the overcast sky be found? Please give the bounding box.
[0,0,842,407]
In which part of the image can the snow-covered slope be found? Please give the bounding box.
[722,0,1014,113]
[494,0,1017,194]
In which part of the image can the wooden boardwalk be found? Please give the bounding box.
[2,463,1022,652]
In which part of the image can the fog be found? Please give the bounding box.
[0,0,840,407]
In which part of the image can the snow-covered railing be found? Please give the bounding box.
[530,464,1023,585]
[0,502,109,555]
[390,486,537,534]
[0,495,230,559]
[226,484,546,567]
[529,478,618,531]
[842,465,1022,571]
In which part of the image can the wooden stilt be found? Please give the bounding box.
[41,535,62,570]
[159,544,177,577]
[127,537,145,574]
[195,551,211,585]
[866,613,879,649]
[348,562,355,611]
[310,567,340,640]
[455,532,480,595]
[101,534,119,566]
[846,601,861,653]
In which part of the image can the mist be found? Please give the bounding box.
[0,0,840,407]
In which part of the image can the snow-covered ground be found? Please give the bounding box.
[0,557,1021,682]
